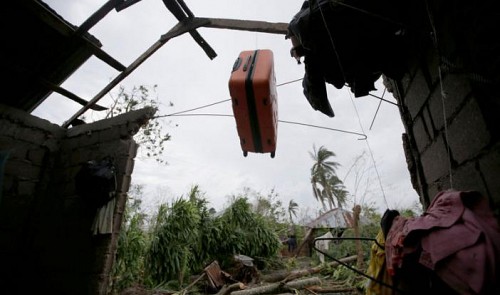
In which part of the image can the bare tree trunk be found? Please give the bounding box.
[352,204,364,270]
[180,272,206,294]
[306,286,357,293]
[231,277,321,295]
[293,228,313,258]
[216,282,246,295]
[261,255,357,283]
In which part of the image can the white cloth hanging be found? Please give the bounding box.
[315,231,333,263]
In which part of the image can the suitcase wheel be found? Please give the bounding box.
[243,151,248,157]
[270,151,275,158]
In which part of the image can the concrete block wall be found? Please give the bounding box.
[385,0,500,218]
[0,105,64,293]
[0,104,155,294]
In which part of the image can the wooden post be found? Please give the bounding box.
[352,204,364,270]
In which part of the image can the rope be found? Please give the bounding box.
[425,0,453,189]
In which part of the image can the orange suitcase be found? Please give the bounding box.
[228,49,278,158]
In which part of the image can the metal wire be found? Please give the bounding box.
[312,236,405,293]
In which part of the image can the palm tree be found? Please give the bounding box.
[309,145,341,210]
[327,174,348,208]
[288,199,299,222]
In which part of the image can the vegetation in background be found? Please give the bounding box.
[109,142,422,294]
[110,185,148,292]
[110,186,284,294]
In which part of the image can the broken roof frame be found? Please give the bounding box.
[60,0,289,128]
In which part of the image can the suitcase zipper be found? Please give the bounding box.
[245,50,263,153]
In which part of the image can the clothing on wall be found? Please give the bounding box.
[385,190,500,295]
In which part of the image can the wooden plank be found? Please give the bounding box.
[63,17,287,128]
[162,0,217,59]
[74,0,121,35]
[200,18,289,35]
[39,79,107,111]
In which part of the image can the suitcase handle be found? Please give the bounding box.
[232,57,242,72]
[242,55,252,71]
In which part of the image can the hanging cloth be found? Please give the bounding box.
[365,229,393,295]
[385,190,500,294]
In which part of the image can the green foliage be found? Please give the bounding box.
[211,197,282,268]
[112,185,292,291]
[284,257,298,271]
[110,185,148,293]
[145,198,201,286]
[107,85,173,164]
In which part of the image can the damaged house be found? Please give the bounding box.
[0,0,499,294]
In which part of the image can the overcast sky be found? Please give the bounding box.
[33,0,421,217]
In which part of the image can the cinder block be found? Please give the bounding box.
[404,69,432,118]
[27,148,47,164]
[17,180,37,196]
[421,135,451,183]
[428,73,472,131]
[426,182,441,206]
[0,120,18,137]
[78,131,100,148]
[4,142,28,160]
[422,107,436,138]
[69,149,82,166]
[15,127,46,144]
[447,98,490,164]
[99,127,122,143]
[5,158,41,180]
[451,160,487,195]
[412,116,431,153]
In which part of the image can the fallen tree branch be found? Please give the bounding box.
[216,282,246,295]
[262,255,357,283]
[231,277,321,295]
[306,286,357,293]
[179,272,206,294]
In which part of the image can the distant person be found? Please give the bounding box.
[288,234,297,253]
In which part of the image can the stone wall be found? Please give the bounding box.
[385,0,500,218]
[0,104,155,294]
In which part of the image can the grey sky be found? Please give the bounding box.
[33,0,420,215]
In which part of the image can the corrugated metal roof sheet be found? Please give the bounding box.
[305,208,369,229]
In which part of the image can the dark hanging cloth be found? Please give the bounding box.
[385,190,500,294]
[0,150,10,205]
[287,0,407,116]
[75,157,117,209]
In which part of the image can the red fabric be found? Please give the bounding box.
[385,190,500,294]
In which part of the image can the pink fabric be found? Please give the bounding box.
[385,190,500,294]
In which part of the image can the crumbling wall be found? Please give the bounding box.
[0,104,155,294]
[385,0,500,217]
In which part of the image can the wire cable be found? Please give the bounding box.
[317,3,390,209]
[277,78,303,87]
[425,0,453,189]
[369,87,387,130]
[162,112,368,140]
[153,99,230,118]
